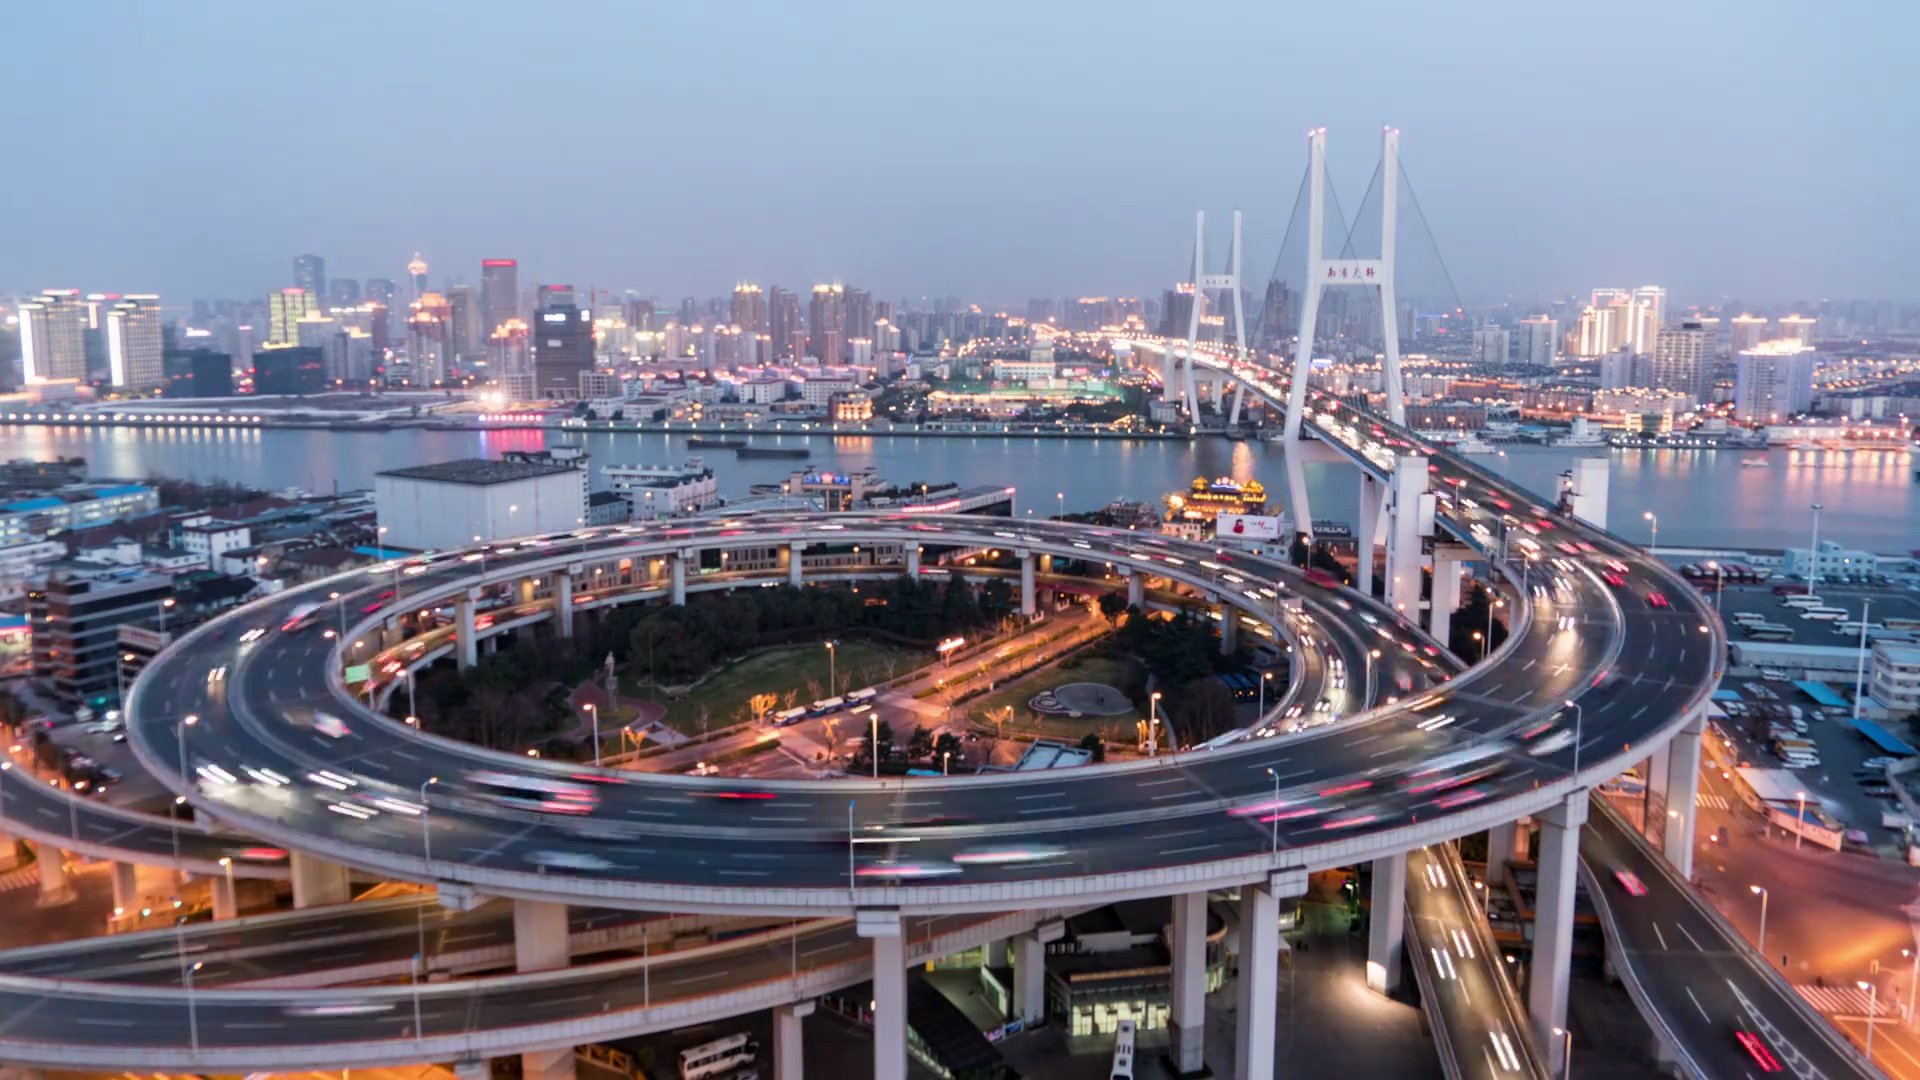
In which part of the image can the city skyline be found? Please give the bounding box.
[3,2,1914,306]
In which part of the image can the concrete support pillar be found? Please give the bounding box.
[858,911,907,1080]
[1236,871,1306,1080]
[1528,791,1589,1076]
[1018,551,1036,617]
[1168,890,1209,1076]
[1429,557,1463,638]
[1356,472,1380,597]
[788,543,806,587]
[1566,456,1610,531]
[1367,852,1407,994]
[517,577,536,605]
[1384,454,1430,619]
[551,568,575,639]
[454,588,479,671]
[669,552,687,606]
[774,1000,814,1080]
[0,829,20,872]
[1013,933,1045,1025]
[514,900,575,1080]
[1485,821,1517,875]
[210,872,238,920]
[1662,708,1706,880]
[290,851,351,908]
[906,546,921,575]
[1126,569,1144,608]
[110,861,138,913]
[382,614,403,650]
[1038,553,1053,574]
[34,845,73,907]
[1219,604,1239,655]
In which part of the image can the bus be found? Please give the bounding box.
[845,688,879,708]
[1745,626,1794,641]
[1729,612,1766,625]
[1887,617,1920,631]
[1782,595,1825,609]
[1801,608,1846,621]
[808,696,846,717]
[1110,1019,1137,1080]
[679,1032,758,1080]
[460,771,597,816]
[771,707,809,727]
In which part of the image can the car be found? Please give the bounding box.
[1735,1030,1782,1072]
[1602,571,1626,588]
[1646,591,1670,608]
[528,851,613,872]
[239,627,267,644]
[1612,869,1648,896]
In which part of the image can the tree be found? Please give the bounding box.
[908,724,933,759]
[1098,591,1128,628]
[1078,731,1106,762]
[1169,676,1238,744]
[933,731,963,764]
[748,693,779,722]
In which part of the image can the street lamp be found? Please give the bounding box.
[1861,980,1880,1061]
[1148,692,1163,756]
[1705,560,1724,614]
[1056,491,1065,520]
[870,710,880,780]
[173,714,198,865]
[1259,670,1273,718]
[1795,790,1806,851]
[1808,502,1824,595]
[159,596,177,633]
[585,703,600,766]
[1643,510,1658,556]
[185,959,204,1053]
[1565,700,1584,775]
[825,640,837,696]
[218,855,234,917]
[1265,766,1281,855]
[942,750,951,776]
[1551,1026,1572,1080]
[1751,885,1769,957]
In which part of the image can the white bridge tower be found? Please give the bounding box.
[1280,126,1408,537]
[1164,209,1250,423]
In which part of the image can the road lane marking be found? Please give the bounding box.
[1652,923,1668,950]
[1675,922,1704,951]
[1685,986,1711,1021]
[1161,843,1221,856]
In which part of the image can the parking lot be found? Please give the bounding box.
[1710,580,1920,646]
[1709,673,1915,853]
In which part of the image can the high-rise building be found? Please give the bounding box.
[1733,341,1816,423]
[1517,315,1557,366]
[366,278,398,307]
[408,293,452,386]
[531,285,594,399]
[1778,314,1817,347]
[293,254,326,301]
[808,283,846,362]
[1643,321,1714,403]
[1471,326,1510,365]
[480,259,519,337]
[268,287,319,344]
[328,277,361,307]
[30,568,174,707]
[731,283,768,333]
[846,288,873,344]
[1629,285,1665,354]
[768,287,800,358]
[105,294,164,389]
[253,344,327,395]
[19,289,88,383]
[445,285,479,361]
[408,253,429,298]
[162,348,234,398]
[1729,314,1769,354]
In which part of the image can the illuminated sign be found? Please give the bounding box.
[1216,513,1282,541]
[1321,259,1385,282]
[481,259,518,267]
[542,313,568,323]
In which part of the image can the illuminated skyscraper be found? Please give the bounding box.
[18,289,88,383]
[1729,313,1769,354]
[365,278,398,307]
[408,252,429,298]
[444,285,479,361]
[808,283,846,362]
[768,287,800,359]
[408,293,451,386]
[105,295,164,390]
[1517,315,1557,366]
[293,254,326,301]
[480,259,519,337]
[268,287,320,344]
[1644,321,1714,403]
[731,283,768,333]
[1778,314,1817,347]
[1629,285,1665,354]
[1733,341,1816,422]
[531,285,594,398]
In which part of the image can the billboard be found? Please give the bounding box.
[1216,513,1282,541]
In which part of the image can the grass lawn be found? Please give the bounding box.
[622,640,922,735]
[968,653,1145,745]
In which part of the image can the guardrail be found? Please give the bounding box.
[1436,841,1545,1076]
[1576,857,1709,1079]
[1404,909,1466,1079]
[1588,798,1880,1078]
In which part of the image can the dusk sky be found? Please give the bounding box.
[3,1,1911,308]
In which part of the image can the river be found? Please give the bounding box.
[2,425,1914,554]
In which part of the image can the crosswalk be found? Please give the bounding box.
[1696,792,1731,811]
[1795,983,1898,1017]
[0,864,40,893]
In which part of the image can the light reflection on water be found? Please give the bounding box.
[4,425,1913,552]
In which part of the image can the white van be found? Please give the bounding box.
[1730,612,1766,625]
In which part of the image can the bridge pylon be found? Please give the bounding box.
[1166,209,1251,424]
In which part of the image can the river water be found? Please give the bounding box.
[3,425,1914,554]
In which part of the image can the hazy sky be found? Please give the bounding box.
[3,1,1912,309]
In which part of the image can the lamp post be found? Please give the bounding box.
[1551,1027,1573,1080]
[1904,947,1919,1024]
[1643,510,1658,556]
[1861,980,1880,1062]
[414,773,440,1030]
[942,751,951,776]
[1056,491,1065,520]
[1706,560,1724,614]
[1565,700,1584,775]
[218,855,234,916]
[1808,502,1824,595]
[330,591,345,640]
[1853,598,1873,725]
[870,710,880,780]
[1259,670,1273,718]
[116,652,136,708]
[158,597,176,633]
[1265,767,1281,856]
[825,640,837,697]
[185,959,204,1053]
[585,703,600,766]
[173,714,198,865]
[1148,691,1163,757]
[1795,791,1807,850]
[1751,885,1769,957]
